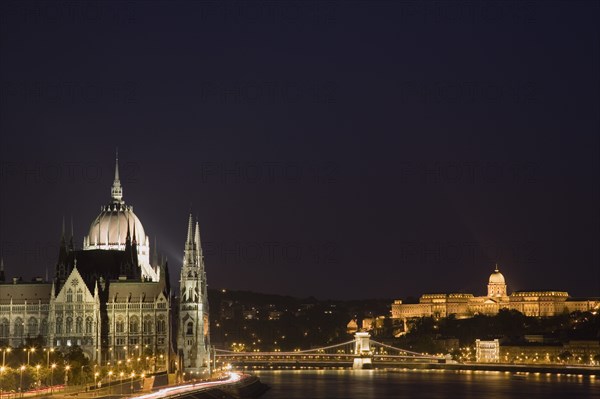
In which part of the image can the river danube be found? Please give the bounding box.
[254,369,599,399]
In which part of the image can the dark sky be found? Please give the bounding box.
[0,1,598,300]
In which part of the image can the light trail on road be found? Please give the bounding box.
[131,372,243,399]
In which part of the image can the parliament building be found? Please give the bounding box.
[0,155,210,373]
[392,267,599,320]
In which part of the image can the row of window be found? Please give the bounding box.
[0,305,51,312]
[113,317,166,334]
[0,317,48,337]
[0,316,168,337]
[65,288,84,302]
[112,337,166,347]
[55,317,94,334]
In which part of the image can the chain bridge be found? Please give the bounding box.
[214,332,446,369]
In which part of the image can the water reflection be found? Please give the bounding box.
[255,369,599,399]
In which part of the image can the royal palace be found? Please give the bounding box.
[392,267,599,321]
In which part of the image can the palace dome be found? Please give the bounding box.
[489,268,505,284]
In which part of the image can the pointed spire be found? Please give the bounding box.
[195,220,202,256]
[132,221,137,245]
[494,263,499,273]
[61,216,66,244]
[126,215,131,242]
[115,148,120,180]
[163,258,171,295]
[152,236,158,266]
[0,258,5,283]
[111,149,123,203]
[186,213,194,245]
[69,216,74,251]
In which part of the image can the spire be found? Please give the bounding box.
[163,258,171,295]
[152,236,158,267]
[132,221,137,245]
[111,149,123,203]
[58,218,69,266]
[69,216,74,251]
[495,263,499,273]
[186,213,194,246]
[195,220,202,256]
[61,216,66,243]
[126,216,131,242]
[0,258,5,283]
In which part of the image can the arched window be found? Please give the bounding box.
[66,289,73,302]
[76,317,83,334]
[143,317,152,334]
[66,317,73,334]
[76,289,83,302]
[40,319,48,335]
[85,317,93,334]
[129,316,139,334]
[116,318,124,333]
[156,317,166,334]
[56,317,63,334]
[27,317,38,336]
[186,321,193,335]
[14,318,24,336]
[0,318,9,337]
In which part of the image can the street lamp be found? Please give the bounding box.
[64,365,71,386]
[50,363,57,393]
[25,348,35,366]
[130,372,135,392]
[35,365,41,388]
[1,366,5,399]
[45,348,54,368]
[119,372,124,395]
[1,348,11,368]
[19,365,25,397]
[94,372,99,396]
[108,371,113,395]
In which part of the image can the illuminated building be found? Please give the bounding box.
[391,266,599,320]
[0,154,211,373]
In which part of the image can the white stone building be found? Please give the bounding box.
[0,155,210,373]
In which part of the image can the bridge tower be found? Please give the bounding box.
[353,331,373,369]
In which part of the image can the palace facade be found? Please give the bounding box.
[391,267,599,320]
[0,155,210,373]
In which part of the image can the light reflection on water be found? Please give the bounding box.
[254,369,600,399]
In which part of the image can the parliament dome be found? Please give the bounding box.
[86,202,146,248]
[81,153,158,282]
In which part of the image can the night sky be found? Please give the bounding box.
[0,1,598,300]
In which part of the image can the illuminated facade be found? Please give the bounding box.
[475,339,500,363]
[392,266,599,320]
[177,216,210,372]
[0,155,210,373]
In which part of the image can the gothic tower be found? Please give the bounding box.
[178,214,210,372]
